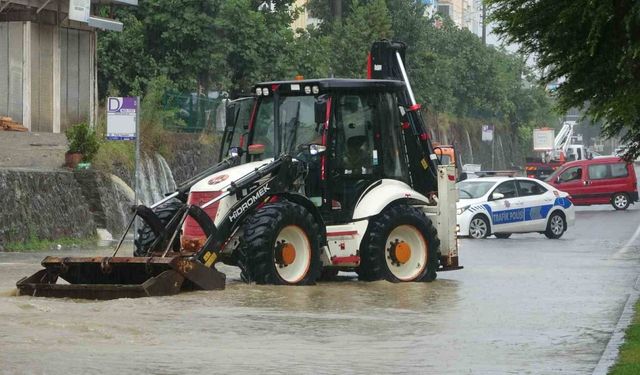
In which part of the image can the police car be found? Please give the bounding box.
[457,177,575,239]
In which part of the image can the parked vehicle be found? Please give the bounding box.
[546,156,639,210]
[457,177,575,239]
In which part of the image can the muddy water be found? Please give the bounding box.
[2,204,640,374]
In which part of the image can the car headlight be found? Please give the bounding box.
[456,206,470,215]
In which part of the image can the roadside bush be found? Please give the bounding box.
[65,122,101,162]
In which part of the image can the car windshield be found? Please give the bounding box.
[457,180,496,199]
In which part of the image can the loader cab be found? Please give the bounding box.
[248,79,410,224]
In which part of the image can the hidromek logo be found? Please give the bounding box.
[229,186,270,222]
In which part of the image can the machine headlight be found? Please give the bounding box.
[304,86,312,94]
[312,85,319,94]
[255,87,262,96]
[262,87,269,96]
[456,206,470,215]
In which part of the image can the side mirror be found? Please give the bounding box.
[228,147,243,158]
[491,192,505,200]
[226,103,238,131]
[309,144,327,156]
[314,96,328,125]
[248,144,265,155]
[298,143,326,156]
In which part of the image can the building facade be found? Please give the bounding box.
[0,0,132,133]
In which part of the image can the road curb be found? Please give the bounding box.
[592,275,640,375]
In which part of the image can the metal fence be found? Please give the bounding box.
[162,93,227,133]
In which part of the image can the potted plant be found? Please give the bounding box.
[65,122,100,169]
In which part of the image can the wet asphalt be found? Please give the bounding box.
[1,202,639,374]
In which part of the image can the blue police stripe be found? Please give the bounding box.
[482,197,572,225]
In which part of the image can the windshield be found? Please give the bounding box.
[251,95,322,158]
[457,180,496,199]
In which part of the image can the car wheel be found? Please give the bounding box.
[611,193,630,210]
[469,215,490,239]
[544,211,566,239]
[494,233,511,239]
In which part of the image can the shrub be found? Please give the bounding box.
[65,122,101,162]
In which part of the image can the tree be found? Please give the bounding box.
[142,0,227,93]
[97,11,157,97]
[487,0,640,159]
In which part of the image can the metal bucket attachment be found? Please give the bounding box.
[16,256,225,300]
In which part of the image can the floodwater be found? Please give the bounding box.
[1,206,640,374]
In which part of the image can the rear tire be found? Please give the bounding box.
[544,211,566,239]
[134,200,183,257]
[494,233,511,239]
[359,204,439,283]
[612,193,630,210]
[238,201,322,285]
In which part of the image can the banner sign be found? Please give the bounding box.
[482,124,494,142]
[533,128,555,151]
[69,0,90,23]
[107,97,137,140]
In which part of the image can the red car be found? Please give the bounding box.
[547,157,639,210]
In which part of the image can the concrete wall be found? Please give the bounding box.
[0,21,95,132]
[0,169,132,248]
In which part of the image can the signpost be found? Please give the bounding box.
[481,124,494,142]
[482,125,495,169]
[107,97,141,237]
[533,128,555,151]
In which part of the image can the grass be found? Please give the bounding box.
[609,300,640,374]
[3,235,98,252]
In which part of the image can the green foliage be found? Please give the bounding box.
[330,0,391,78]
[608,301,640,374]
[5,235,98,252]
[65,123,101,162]
[139,76,182,158]
[487,0,640,159]
[97,0,555,160]
[97,11,157,98]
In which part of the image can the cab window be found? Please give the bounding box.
[558,166,582,182]
[492,181,517,199]
[588,164,609,180]
[611,163,629,178]
[517,180,547,196]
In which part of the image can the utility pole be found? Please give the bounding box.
[481,1,487,45]
[331,0,342,22]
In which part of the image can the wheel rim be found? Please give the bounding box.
[384,225,427,281]
[550,215,564,235]
[615,194,628,208]
[469,218,488,238]
[273,225,311,283]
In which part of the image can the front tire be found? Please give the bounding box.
[469,215,490,239]
[544,211,566,239]
[238,201,322,285]
[134,200,183,257]
[359,204,440,283]
[612,193,630,210]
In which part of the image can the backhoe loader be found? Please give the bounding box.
[17,40,461,299]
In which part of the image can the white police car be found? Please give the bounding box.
[457,177,575,239]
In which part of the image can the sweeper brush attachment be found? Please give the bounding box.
[16,255,225,299]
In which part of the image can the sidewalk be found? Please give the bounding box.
[0,132,67,170]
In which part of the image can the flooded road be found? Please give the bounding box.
[1,205,640,374]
